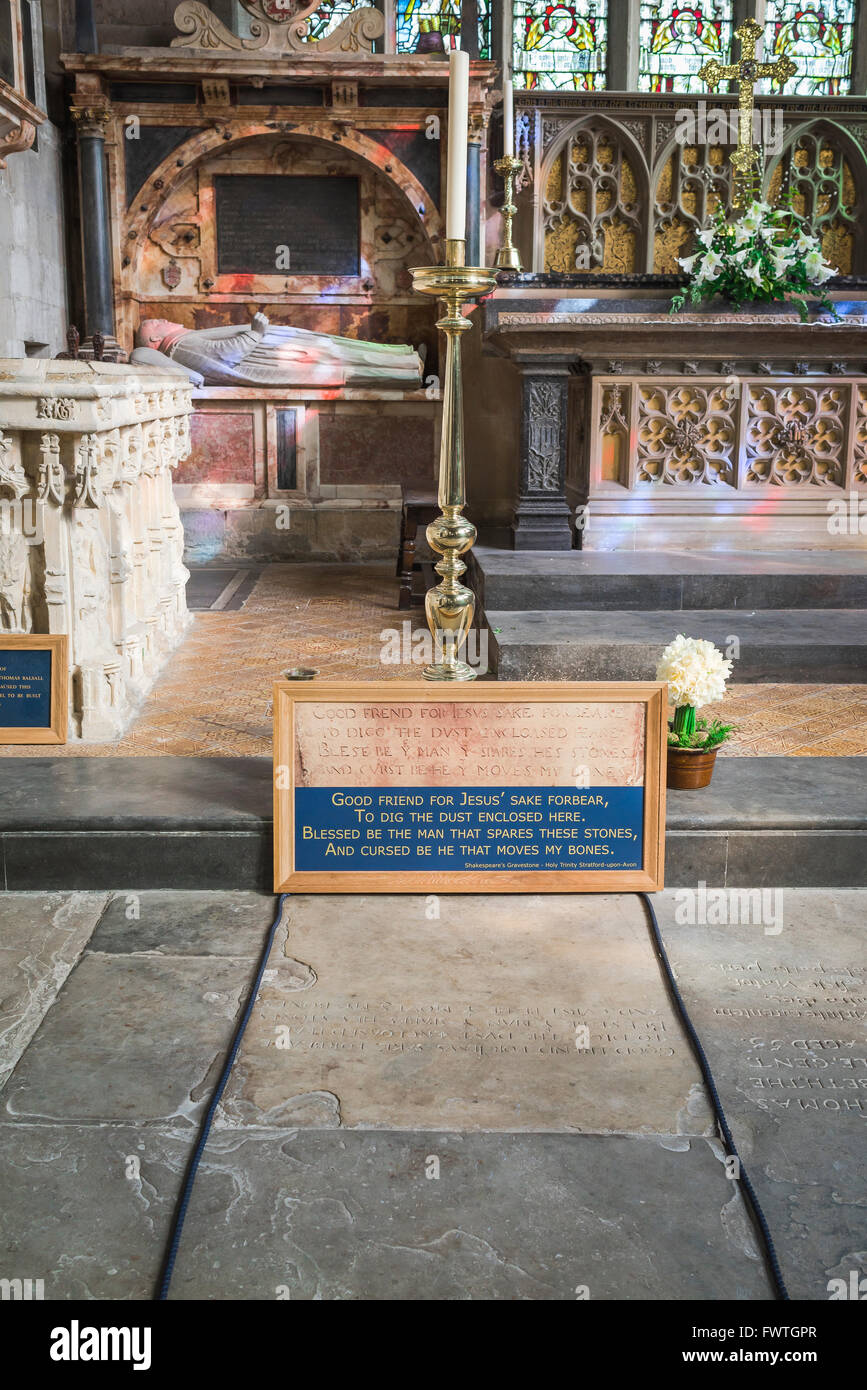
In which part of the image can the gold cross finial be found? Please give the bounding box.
[699,17,797,207]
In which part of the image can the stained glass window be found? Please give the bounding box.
[304,2,368,43]
[638,2,732,92]
[396,1,492,57]
[760,2,856,95]
[513,2,608,91]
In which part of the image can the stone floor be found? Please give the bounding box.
[0,563,865,759]
[1,888,864,1301]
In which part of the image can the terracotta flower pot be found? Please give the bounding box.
[667,745,718,790]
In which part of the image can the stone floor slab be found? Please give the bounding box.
[2,951,257,1126]
[0,1122,190,1300]
[651,887,867,1301]
[217,894,714,1136]
[88,890,277,957]
[168,1129,772,1302]
[0,893,109,1090]
[0,1122,771,1302]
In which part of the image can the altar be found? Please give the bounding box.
[482,281,867,551]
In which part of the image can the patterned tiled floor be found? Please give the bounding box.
[1,563,864,757]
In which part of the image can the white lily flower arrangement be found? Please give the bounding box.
[670,199,839,323]
[657,635,735,751]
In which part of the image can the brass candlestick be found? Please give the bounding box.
[411,239,498,681]
[494,155,523,272]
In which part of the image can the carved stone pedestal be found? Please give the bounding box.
[513,368,574,550]
[0,360,194,740]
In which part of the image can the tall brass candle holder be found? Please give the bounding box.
[494,155,523,272]
[411,239,498,681]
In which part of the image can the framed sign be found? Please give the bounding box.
[274,681,667,893]
[0,635,68,745]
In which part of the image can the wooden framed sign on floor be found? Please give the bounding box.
[0,635,68,745]
[274,681,667,893]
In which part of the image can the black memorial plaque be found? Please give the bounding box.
[215,175,360,276]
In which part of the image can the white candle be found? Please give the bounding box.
[503,73,514,157]
[446,48,469,242]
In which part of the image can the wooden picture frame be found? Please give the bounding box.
[274,681,667,894]
[0,635,68,745]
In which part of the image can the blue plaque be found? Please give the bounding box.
[0,648,53,728]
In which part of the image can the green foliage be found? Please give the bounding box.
[669,199,840,322]
[667,716,735,751]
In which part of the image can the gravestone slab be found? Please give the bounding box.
[216,893,712,1135]
[652,887,867,1300]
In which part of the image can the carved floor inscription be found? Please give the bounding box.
[217,894,708,1134]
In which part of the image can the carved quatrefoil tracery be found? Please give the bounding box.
[636,384,736,486]
[746,384,846,486]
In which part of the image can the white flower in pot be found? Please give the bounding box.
[656,636,735,787]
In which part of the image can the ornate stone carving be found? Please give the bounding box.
[544,123,643,274]
[771,128,856,275]
[73,436,102,508]
[38,397,77,421]
[637,383,736,487]
[0,432,28,500]
[37,435,65,505]
[854,387,867,486]
[526,381,563,492]
[516,111,533,194]
[69,104,112,138]
[0,119,36,167]
[600,384,629,435]
[172,1,271,50]
[745,384,846,486]
[654,143,731,273]
[172,0,383,55]
[0,361,194,738]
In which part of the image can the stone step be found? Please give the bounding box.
[487,608,867,683]
[471,548,867,612]
[0,756,863,890]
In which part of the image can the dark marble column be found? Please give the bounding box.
[466,136,481,265]
[75,0,98,53]
[512,367,574,550]
[73,107,115,340]
[460,0,480,58]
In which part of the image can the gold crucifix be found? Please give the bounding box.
[699,17,797,208]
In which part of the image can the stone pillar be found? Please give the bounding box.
[70,103,115,342]
[605,0,640,89]
[467,107,487,267]
[512,367,574,550]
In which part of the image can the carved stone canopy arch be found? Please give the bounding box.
[765,120,866,277]
[123,119,442,279]
[172,0,384,54]
[542,119,648,275]
[652,134,732,274]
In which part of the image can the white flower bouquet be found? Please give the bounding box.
[657,635,735,751]
[670,199,839,323]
